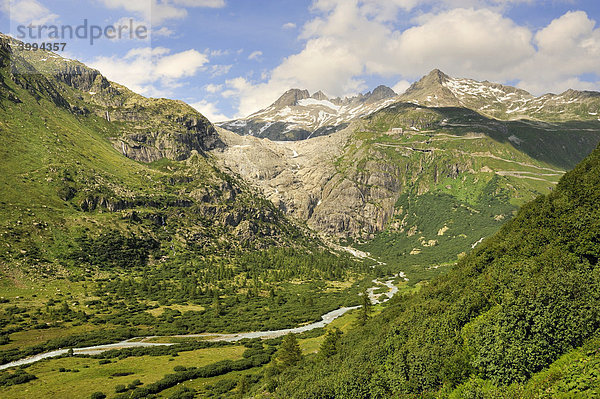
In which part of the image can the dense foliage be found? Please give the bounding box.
[0,369,37,387]
[270,145,600,397]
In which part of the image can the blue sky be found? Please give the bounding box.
[2,0,600,121]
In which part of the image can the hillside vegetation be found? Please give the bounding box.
[268,143,600,397]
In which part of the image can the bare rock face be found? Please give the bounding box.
[53,64,110,93]
[214,124,407,238]
[214,121,476,238]
[311,91,329,101]
[365,85,398,104]
[273,89,310,107]
[113,116,224,163]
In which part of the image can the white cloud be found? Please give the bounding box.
[190,99,230,122]
[205,83,223,93]
[154,26,175,37]
[3,0,58,25]
[509,11,600,95]
[155,49,208,79]
[210,64,232,77]
[248,50,263,60]
[209,49,231,57]
[282,22,297,29]
[97,0,225,25]
[386,8,535,80]
[89,47,208,96]
[392,80,411,95]
[223,1,600,117]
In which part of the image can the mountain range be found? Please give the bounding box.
[215,71,600,273]
[218,85,398,140]
[2,31,600,278]
[220,69,600,141]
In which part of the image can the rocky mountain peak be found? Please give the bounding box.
[311,90,329,101]
[403,69,451,97]
[364,85,397,103]
[273,88,311,107]
[427,68,451,83]
[559,89,600,99]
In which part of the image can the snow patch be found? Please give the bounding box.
[508,135,523,145]
[277,107,292,117]
[258,122,274,135]
[298,98,340,111]
[472,237,485,249]
[226,119,248,127]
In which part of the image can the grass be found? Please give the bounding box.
[0,346,246,399]
[159,367,253,398]
[298,297,391,355]
[146,304,206,317]
[1,324,98,351]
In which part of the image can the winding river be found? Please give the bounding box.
[0,276,403,371]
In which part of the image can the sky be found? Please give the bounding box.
[1,0,600,122]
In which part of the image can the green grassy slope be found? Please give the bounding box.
[270,141,600,398]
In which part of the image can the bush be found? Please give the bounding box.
[0,370,37,387]
[128,379,142,389]
[169,387,196,399]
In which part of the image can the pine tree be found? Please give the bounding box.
[236,375,249,398]
[276,333,303,368]
[356,289,372,326]
[319,328,343,358]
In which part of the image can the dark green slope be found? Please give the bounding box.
[272,143,600,397]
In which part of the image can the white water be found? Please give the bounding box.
[0,278,400,370]
[0,340,173,371]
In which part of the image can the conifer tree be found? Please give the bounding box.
[319,328,343,358]
[356,289,372,326]
[276,333,303,368]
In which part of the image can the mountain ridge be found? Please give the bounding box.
[219,85,398,141]
[221,69,600,142]
[0,33,326,268]
[400,69,600,122]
